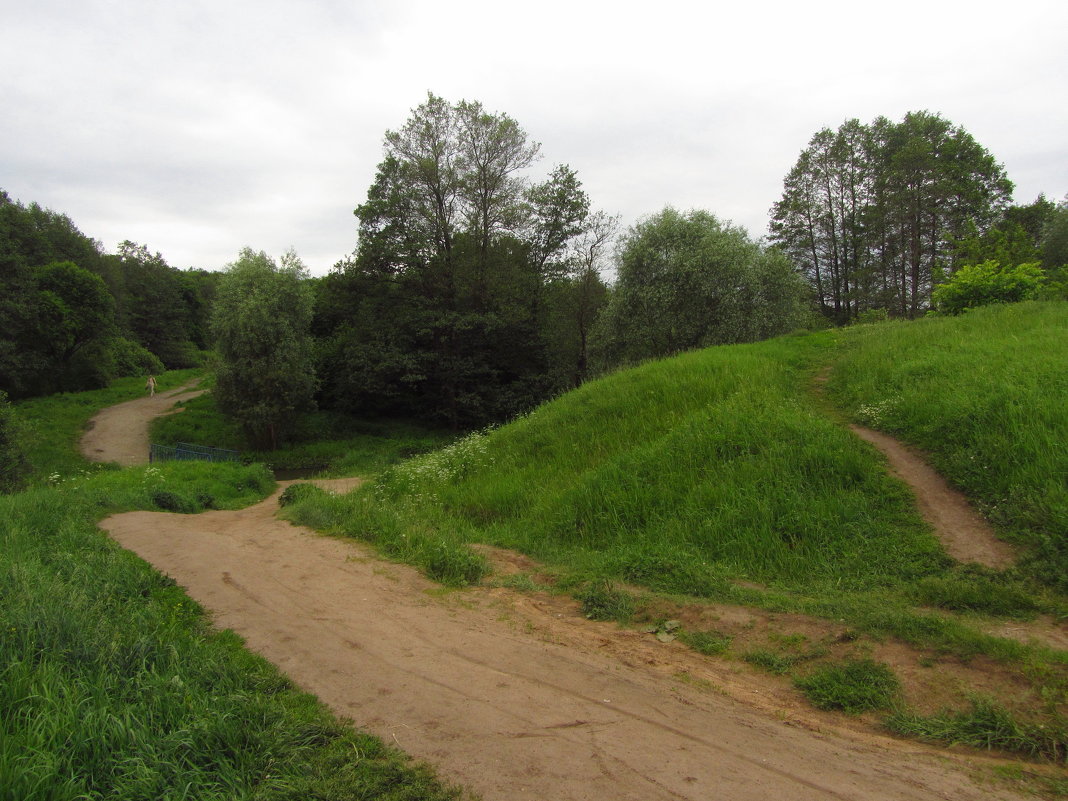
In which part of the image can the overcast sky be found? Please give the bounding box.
[3,0,1066,275]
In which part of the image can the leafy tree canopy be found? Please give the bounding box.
[213,248,317,449]
[593,207,806,366]
[931,260,1045,315]
[319,93,611,427]
[770,112,1013,322]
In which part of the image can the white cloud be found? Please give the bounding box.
[2,0,1066,274]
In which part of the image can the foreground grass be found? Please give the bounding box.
[282,303,1068,763]
[3,401,464,798]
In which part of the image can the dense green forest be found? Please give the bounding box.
[0,192,216,399]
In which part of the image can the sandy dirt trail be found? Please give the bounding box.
[89,386,1030,800]
[849,425,1016,568]
[102,492,1024,801]
[80,381,206,466]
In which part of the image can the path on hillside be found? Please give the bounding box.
[849,425,1016,568]
[80,381,206,466]
[813,368,1015,569]
[89,384,1031,800]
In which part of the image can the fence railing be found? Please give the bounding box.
[149,442,241,464]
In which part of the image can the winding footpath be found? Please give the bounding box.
[85,386,1030,801]
[79,380,206,466]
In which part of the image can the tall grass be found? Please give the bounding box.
[829,302,1068,589]
[292,331,948,596]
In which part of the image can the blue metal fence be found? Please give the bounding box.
[149,442,241,464]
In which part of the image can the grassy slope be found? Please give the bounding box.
[829,302,1068,590]
[312,303,1066,600]
[2,375,463,800]
[283,302,1068,766]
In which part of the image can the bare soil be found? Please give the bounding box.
[849,424,1016,568]
[89,386,1044,800]
[80,381,206,466]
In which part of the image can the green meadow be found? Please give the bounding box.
[3,301,1067,798]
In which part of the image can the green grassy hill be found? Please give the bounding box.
[285,301,1068,768]
[296,302,1067,599]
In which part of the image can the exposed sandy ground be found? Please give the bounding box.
[89,381,1043,800]
[80,381,206,466]
[101,487,1029,801]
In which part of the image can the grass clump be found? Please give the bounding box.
[578,580,635,622]
[886,698,1067,762]
[678,629,733,656]
[743,649,800,676]
[795,659,900,714]
[907,565,1042,617]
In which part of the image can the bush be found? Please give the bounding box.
[151,489,198,514]
[108,336,165,377]
[931,260,1044,315]
[279,482,321,507]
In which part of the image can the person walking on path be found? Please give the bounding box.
[146,375,157,396]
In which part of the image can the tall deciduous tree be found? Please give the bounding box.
[213,248,316,449]
[319,93,604,427]
[771,112,1013,320]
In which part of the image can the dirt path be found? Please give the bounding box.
[849,425,1016,568]
[100,491,1026,801]
[80,381,206,466]
[89,378,1033,799]
[813,367,1014,569]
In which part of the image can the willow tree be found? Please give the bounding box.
[212,248,316,450]
[594,208,805,367]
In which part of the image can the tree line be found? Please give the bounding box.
[211,94,807,447]
[770,111,1067,323]
[0,191,217,399]
[3,97,1065,463]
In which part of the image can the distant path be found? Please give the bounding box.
[100,487,1023,801]
[79,380,206,466]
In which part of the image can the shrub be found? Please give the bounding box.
[279,482,321,507]
[107,336,165,378]
[151,489,197,514]
[931,260,1044,315]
